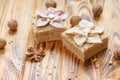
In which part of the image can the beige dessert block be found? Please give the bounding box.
[32,7,69,43]
[62,31,108,61]
[33,25,67,43]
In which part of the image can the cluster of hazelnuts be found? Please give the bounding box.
[25,47,46,62]
[0,19,18,49]
[70,5,103,27]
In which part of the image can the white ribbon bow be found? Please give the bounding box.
[65,20,104,46]
[35,7,68,28]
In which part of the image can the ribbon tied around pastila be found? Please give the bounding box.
[65,20,104,46]
[35,7,68,28]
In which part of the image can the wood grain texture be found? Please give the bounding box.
[98,0,120,80]
[0,0,120,80]
[0,0,35,80]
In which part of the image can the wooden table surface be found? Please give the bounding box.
[0,0,120,80]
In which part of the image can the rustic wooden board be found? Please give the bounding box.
[0,0,35,80]
[0,0,120,80]
[0,0,7,22]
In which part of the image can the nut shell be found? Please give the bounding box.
[33,55,41,62]
[27,47,34,52]
[8,19,18,31]
[25,51,35,57]
[70,16,81,27]
[0,38,6,49]
[92,5,103,18]
[45,0,57,8]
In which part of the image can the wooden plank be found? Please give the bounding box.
[0,0,35,80]
[98,0,120,80]
[0,0,7,22]
[0,0,120,80]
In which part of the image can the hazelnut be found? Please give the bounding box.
[70,16,81,27]
[92,5,103,19]
[8,19,18,31]
[45,0,57,8]
[0,38,6,49]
